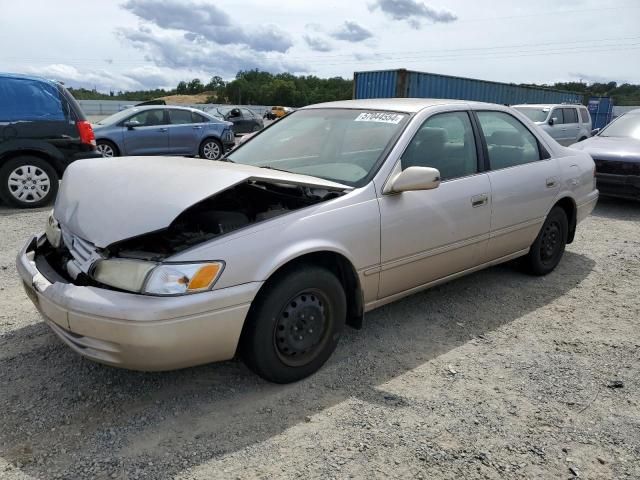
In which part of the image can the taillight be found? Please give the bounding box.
[76,121,96,147]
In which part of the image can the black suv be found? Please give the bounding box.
[0,73,101,208]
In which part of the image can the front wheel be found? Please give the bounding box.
[241,266,346,383]
[0,156,59,208]
[97,140,119,157]
[199,138,223,160]
[523,206,568,276]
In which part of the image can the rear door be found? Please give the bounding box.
[562,107,580,144]
[122,108,169,155]
[167,108,198,154]
[474,110,560,261]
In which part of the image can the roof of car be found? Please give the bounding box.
[512,104,584,109]
[0,72,60,85]
[303,98,497,113]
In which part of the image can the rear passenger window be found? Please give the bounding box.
[0,77,66,122]
[192,112,209,123]
[169,109,192,125]
[563,108,578,124]
[401,111,477,180]
[476,111,541,170]
[580,108,590,123]
[551,108,564,124]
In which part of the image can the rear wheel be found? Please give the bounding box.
[251,124,261,132]
[523,206,568,275]
[199,138,223,160]
[241,266,346,383]
[97,140,119,157]
[0,156,59,208]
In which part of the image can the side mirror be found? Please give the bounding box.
[591,128,600,136]
[385,166,441,194]
[124,120,140,129]
[548,118,555,126]
[229,108,241,118]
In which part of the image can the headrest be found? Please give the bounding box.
[488,130,524,147]
[416,127,446,146]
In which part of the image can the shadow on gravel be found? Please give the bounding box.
[0,251,595,479]
[590,196,640,221]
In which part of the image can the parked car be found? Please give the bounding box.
[207,106,263,134]
[93,106,235,160]
[0,73,100,208]
[570,109,640,200]
[263,108,276,120]
[513,104,592,146]
[18,99,598,383]
[270,106,292,119]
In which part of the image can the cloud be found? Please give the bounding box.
[23,64,181,91]
[122,0,293,53]
[303,35,333,52]
[368,0,457,28]
[331,21,373,43]
[118,27,307,78]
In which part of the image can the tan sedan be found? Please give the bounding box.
[17,99,598,383]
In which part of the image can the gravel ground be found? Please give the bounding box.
[0,198,638,480]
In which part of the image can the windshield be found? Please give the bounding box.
[95,108,138,125]
[514,107,550,123]
[226,108,409,186]
[599,113,640,139]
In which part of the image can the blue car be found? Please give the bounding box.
[93,106,235,160]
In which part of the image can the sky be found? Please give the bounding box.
[1,0,639,92]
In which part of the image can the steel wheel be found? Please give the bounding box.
[273,289,332,367]
[7,165,51,204]
[202,140,221,160]
[540,220,562,265]
[97,142,115,157]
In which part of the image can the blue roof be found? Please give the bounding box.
[0,72,59,85]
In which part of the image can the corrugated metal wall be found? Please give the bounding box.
[354,69,583,105]
[588,96,614,129]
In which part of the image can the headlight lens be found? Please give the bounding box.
[92,260,224,295]
[92,259,156,293]
[144,262,224,295]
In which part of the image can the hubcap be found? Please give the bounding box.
[203,142,221,160]
[540,220,561,263]
[7,165,51,203]
[97,143,115,157]
[274,291,330,366]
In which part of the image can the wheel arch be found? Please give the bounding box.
[95,138,120,156]
[0,147,63,175]
[551,196,577,244]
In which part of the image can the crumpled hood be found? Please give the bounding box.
[571,136,640,161]
[54,156,350,248]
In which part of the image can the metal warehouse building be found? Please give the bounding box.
[353,69,584,105]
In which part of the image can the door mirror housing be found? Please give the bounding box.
[229,108,241,118]
[548,117,555,126]
[124,120,141,129]
[385,166,441,194]
[591,128,600,136]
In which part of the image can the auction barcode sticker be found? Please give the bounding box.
[354,112,404,124]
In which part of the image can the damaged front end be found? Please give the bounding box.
[38,178,347,295]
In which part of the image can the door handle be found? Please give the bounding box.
[471,193,489,207]
[192,126,203,130]
[546,177,557,188]
[157,128,168,132]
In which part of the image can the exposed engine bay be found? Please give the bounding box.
[107,180,345,261]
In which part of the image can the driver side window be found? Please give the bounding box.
[128,109,166,126]
[401,111,478,181]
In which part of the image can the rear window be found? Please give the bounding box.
[580,108,590,123]
[0,77,67,122]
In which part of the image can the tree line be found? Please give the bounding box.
[68,70,640,106]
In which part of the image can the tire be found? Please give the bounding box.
[251,124,261,132]
[199,138,223,160]
[96,140,119,157]
[578,137,587,142]
[523,206,568,276]
[241,266,347,383]
[0,156,59,208]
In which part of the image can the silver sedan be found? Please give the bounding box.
[17,99,598,383]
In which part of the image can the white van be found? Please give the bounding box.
[512,104,593,146]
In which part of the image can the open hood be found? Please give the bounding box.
[54,156,350,248]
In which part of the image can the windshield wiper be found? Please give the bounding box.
[258,165,289,173]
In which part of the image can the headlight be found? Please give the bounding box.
[144,262,224,295]
[92,259,156,293]
[92,260,224,295]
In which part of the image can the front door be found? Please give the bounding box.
[122,108,169,155]
[378,110,492,299]
[548,107,569,145]
[474,110,560,260]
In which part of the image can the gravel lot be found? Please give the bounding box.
[0,198,638,479]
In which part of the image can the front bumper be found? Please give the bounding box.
[17,235,262,371]
[596,173,640,200]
